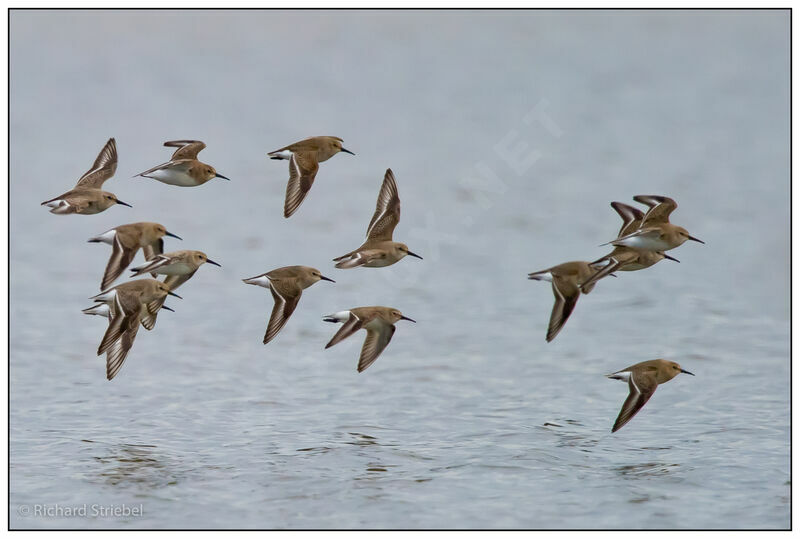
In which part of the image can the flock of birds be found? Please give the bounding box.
[42,135,702,432]
[527,194,703,432]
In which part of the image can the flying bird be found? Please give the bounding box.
[267,136,354,217]
[606,359,694,432]
[323,306,415,372]
[332,168,422,269]
[41,137,131,214]
[135,140,230,186]
[243,266,334,344]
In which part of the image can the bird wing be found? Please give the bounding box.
[581,257,621,290]
[130,254,171,277]
[140,296,168,331]
[357,323,396,372]
[612,370,659,432]
[75,138,118,189]
[142,239,164,262]
[325,312,364,349]
[263,282,301,344]
[163,270,197,291]
[610,201,644,238]
[611,227,662,247]
[333,249,385,269]
[633,195,678,225]
[283,151,319,217]
[164,140,206,160]
[545,277,580,342]
[136,159,192,178]
[365,168,401,241]
[101,234,138,290]
[97,292,142,380]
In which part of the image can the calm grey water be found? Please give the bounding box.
[10,10,789,529]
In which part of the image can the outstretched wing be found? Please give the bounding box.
[581,257,621,291]
[633,195,678,225]
[545,277,580,343]
[610,201,644,238]
[357,324,396,372]
[130,254,171,277]
[163,270,197,291]
[142,239,164,262]
[135,159,192,178]
[365,168,401,241]
[612,371,659,432]
[164,140,206,160]
[283,151,320,217]
[101,235,138,290]
[140,296,167,331]
[97,292,142,380]
[263,282,301,344]
[75,138,118,189]
[325,312,364,349]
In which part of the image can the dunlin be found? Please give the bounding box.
[88,222,182,290]
[582,202,680,288]
[41,138,132,214]
[528,261,603,342]
[607,359,694,432]
[267,136,355,217]
[130,250,221,290]
[135,140,230,186]
[323,306,415,372]
[83,279,181,380]
[332,169,422,269]
[243,266,335,344]
[611,195,704,251]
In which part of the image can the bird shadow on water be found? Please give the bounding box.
[536,419,605,451]
[83,440,190,491]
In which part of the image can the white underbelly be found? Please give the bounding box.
[147,168,198,186]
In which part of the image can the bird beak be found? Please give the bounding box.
[400,315,416,323]
[206,258,222,267]
[165,231,182,240]
[319,275,336,283]
[680,369,695,376]
[116,199,133,208]
[215,173,231,181]
[688,235,704,244]
[161,305,175,312]
[340,148,355,156]
[167,291,182,299]
[407,250,423,260]
[664,253,680,263]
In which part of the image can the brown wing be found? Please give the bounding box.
[142,239,164,262]
[545,277,580,343]
[101,235,138,290]
[164,140,206,160]
[140,297,167,331]
[283,151,319,217]
[97,292,142,380]
[610,202,644,238]
[582,257,622,290]
[75,138,118,189]
[325,312,364,349]
[634,195,678,225]
[130,254,171,277]
[136,159,192,178]
[365,169,401,241]
[163,270,197,292]
[357,324,395,372]
[612,371,659,432]
[263,282,302,344]
[611,227,663,247]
